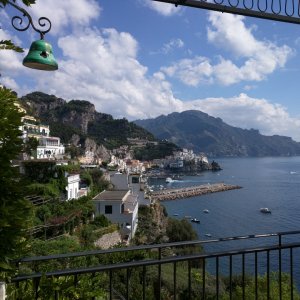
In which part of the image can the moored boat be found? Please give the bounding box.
[260,208,271,214]
[191,218,200,223]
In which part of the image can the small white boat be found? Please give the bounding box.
[173,213,179,216]
[205,233,212,237]
[191,218,200,224]
[166,177,173,183]
[260,208,271,214]
[203,209,210,213]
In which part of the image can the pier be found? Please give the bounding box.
[149,183,242,201]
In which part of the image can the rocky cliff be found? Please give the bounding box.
[20,92,155,154]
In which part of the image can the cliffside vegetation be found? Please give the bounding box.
[133,141,180,161]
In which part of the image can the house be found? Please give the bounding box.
[66,174,80,200]
[17,108,65,160]
[37,136,65,159]
[110,172,150,206]
[92,190,138,241]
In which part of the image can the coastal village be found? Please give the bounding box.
[15,106,231,246]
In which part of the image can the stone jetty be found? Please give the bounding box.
[149,183,242,201]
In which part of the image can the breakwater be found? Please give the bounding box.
[149,183,242,201]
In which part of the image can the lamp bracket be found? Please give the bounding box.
[7,0,51,39]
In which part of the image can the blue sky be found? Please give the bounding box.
[1,0,300,141]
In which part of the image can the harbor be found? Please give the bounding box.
[149,182,242,201]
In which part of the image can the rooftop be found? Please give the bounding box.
[93,190,128,201]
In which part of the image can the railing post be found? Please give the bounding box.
[278,234,282,300]
[0,282,6,300]
[158,247,162,300]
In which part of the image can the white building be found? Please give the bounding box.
[66,174,80,200]
[20,115,50,139]
[37,136,65,159]
[93,190,138,241]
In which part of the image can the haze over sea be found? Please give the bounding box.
[149,157,300,280]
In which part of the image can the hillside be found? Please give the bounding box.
[134,110,300,157]
[20,92,155,150]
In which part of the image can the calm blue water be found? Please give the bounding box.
[149,157,300,284]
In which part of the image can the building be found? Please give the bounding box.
[93,190,138,241]
[19,111,65,160]
[37,136,65,159]
[66,174,80,200]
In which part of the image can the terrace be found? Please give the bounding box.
[7,230,300,299]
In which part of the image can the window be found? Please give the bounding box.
[121,203,124,213]
[132,177,139,184]
[105,205,112,214]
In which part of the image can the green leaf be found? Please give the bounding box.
[0,40,24,53]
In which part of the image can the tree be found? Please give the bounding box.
[0,87,32,276]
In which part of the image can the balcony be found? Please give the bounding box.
[7,230,300,299]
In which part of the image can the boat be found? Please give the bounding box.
[205,233,212,237]
[260,208,271,214]
[166,177,173,183]
[203,209,210,213]
[173,213,179,216]
[191,218,200,223]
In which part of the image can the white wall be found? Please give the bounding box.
[66,174,80,200]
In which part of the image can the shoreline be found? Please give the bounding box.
[149,183,242,201]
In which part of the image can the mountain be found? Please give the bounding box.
[20,92,155,149]
[134,110,300,157]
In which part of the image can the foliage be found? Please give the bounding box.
[88,117,155,149]
[92,215,111,228]
[26,182,60,198]
[0,87,33,275]
[23,136,39,157]
[166,218,198,242]
[22,160,57,183]
[0,0,36,6]
[8,274,107,300]
[133,141,180,161]
[0,40,23,52]
[133,205,165,245]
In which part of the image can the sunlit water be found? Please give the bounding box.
[149,157,300,285]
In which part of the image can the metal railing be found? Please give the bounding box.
[9,230,300,299]
[153,0,300,25]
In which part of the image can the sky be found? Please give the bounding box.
[1,0,300,141]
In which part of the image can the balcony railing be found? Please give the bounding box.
[8,230,300,299]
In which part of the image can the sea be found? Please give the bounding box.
[148,157,300,285]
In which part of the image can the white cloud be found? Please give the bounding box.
[0,76,19,90]
[162,56,213,86]
[143,0,182,16]
[28,0,101,35]
[0,27,25,85]
[161,38,184,54]
[161,12,292,86]
[28,28,181,120]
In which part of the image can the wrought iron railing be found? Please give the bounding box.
[8,230,300,299]
[153,0,300,24]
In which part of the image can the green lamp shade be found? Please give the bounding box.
[23,39,58,71]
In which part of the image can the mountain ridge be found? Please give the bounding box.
[134,110,300,157]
